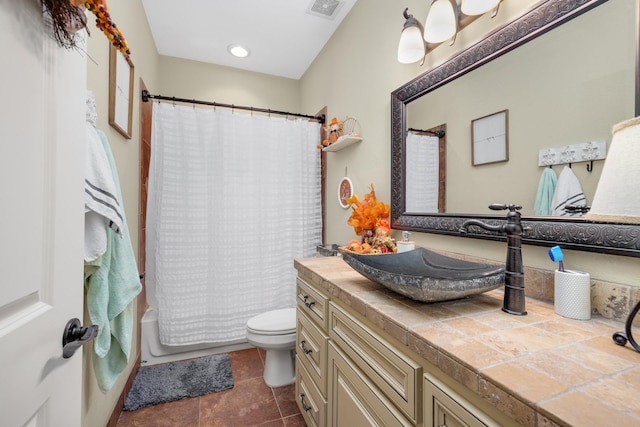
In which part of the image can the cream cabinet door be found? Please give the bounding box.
[329,302,421,422]
[424,375,488,427]
[328,343,412,427]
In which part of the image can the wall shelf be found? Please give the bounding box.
[323,136,362,152]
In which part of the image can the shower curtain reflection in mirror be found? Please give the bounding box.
[406,131,440,213]
[406,129,446,213]
[146,102,322,346]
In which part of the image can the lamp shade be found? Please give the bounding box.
[424,0,456,44]
[461,0,501,16]
[585,116,640,224]
[398,25,425,63]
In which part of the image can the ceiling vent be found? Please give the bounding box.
[306,0,344,20]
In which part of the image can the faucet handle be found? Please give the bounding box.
[488,203,522,212]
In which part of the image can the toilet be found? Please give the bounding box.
[246,307,297,387]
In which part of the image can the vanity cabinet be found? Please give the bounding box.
[295,276,418,426]
[295,273,502,427]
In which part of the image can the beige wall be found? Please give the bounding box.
[82,0,639,425]
[83,0,159,425]
[157,56,301,113]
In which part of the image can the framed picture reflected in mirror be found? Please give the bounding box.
[471,109,508,166]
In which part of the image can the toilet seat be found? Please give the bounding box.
[246,307,296,336]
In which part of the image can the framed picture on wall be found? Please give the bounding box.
[109,46,134,139]
[471,110,509,166]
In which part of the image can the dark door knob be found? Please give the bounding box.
[62,318,99,358]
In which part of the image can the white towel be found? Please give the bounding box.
[551,165,587,216]
[84,210,108,262]
[84,92,123,261]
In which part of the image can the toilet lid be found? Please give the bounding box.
[247,308,296,335]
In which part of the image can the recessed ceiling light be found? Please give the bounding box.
[227,44,250,58]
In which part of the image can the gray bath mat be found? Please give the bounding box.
[124,353,234,411]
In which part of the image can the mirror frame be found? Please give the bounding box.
[391,0,640,258]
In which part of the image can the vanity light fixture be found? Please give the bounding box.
[397,0,504,64]
[227,44,250,58]
[397,8,426,64]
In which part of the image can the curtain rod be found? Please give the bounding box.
[408,127,446,137]
[141,90,325,124]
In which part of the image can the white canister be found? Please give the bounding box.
[397,230,416,253]
[554,269,591,320]
[396,241,416,253]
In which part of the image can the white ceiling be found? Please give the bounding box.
[141,0,358,80]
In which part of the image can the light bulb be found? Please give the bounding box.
[424,0,456,44]
[461,0,501,16]
[398,26,425,64]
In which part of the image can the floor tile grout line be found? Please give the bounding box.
[235,375,265,385]
[271,386,284,420]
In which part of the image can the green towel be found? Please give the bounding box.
[85,129,141,393]
[534,168,558,216]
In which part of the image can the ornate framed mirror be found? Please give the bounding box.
[391,0,640,257]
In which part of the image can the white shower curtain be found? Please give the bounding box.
[146,102,322,346]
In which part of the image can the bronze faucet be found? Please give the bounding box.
[459,204,527,315]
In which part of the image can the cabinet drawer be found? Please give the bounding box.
[297,308,329,396]
[328,342,413,427]
[329,303,421,423]
[297,277,329,330]
[296,355,327,427]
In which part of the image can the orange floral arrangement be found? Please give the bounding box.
[345,184,397,254]
[346,184,389,235]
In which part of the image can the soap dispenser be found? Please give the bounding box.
[397,231,415,253]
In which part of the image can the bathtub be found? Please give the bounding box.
[141,308,252,365]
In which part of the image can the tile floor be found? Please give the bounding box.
[116,348,305,427]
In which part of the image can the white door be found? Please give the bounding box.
[0,2,86,426]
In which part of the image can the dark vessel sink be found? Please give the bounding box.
[339,247,505,302]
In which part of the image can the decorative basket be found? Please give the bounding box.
[341,116,361,138]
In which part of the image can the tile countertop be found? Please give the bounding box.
[294,256,640,427]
